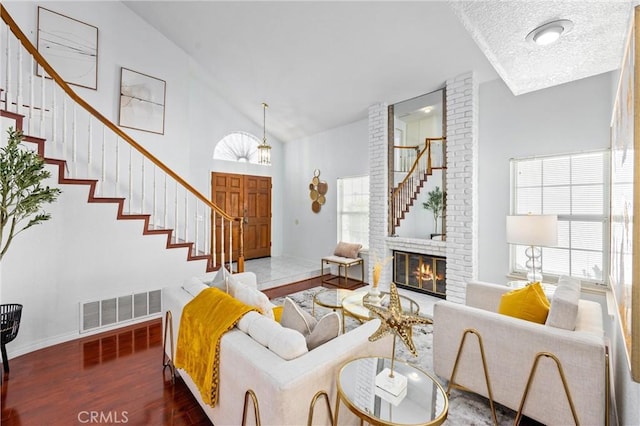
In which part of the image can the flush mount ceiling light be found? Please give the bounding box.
[526,19,574,46]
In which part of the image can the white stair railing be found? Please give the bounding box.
[0,6,243,272]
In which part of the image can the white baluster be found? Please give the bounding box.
[87,117,93,176]
[174,182,178,243]
[40,67,45,138]
[62,96,67,157]
[115,136,120,196]
[4,25,12,111]
[101,126,106,196]
[163,173,168,229]
[128,145,133,214]
[72,104,77,176]
[51,83,57,149]
[184,190,188,247]
[220,217,224,269]
[141,155,145,214]
[152,166,157,229]
[16,41,22,116]
[229,219,233,272]
[194,204,200,256]
[212,210,216,266]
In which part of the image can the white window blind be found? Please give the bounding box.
[510,151,609,284]
[337,175,369,249]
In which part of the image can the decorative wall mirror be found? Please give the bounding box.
[388,88,446,239]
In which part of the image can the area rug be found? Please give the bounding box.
[272,287,524,426]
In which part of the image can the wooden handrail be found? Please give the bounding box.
[391,137,445,199]
[393,145,420,150]
[0,5,235,223]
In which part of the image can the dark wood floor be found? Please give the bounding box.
[1,275,355,426]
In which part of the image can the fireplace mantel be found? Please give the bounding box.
[385,236,446,257]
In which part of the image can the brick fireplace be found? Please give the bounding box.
[393,251,446,299]
[368,73,478,303]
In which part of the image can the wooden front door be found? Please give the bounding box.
[211,172,271,262]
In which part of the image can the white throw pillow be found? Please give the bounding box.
[238,311,308,360]
[280,297,317,335]
[182,277,207,297]
[237,311,262,334]
[546,277,581,330]
[306,312,341,350]
[268,327,309,360]
[247,315,282,347]
[207,267,233,293]
[233,283,276,320]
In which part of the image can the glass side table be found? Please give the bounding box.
[312,288,353,332]
[335,356,448,426]
[342,290,421,323]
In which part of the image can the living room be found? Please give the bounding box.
[0,1,638,425]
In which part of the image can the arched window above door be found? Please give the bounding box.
[213,132,261,163]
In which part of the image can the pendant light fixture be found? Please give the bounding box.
[258,102,272,166]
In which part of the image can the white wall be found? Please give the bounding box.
[282,118,368,263]
[478,73,613,284]
[0,1,284,353]
[478,72,640,424]
[2,164,207,356]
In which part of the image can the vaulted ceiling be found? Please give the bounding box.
[124,1,635,143]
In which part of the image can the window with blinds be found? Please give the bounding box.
[337,175,369,249]
[510,150,609,284]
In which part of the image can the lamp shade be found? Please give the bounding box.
[506,215,558,247]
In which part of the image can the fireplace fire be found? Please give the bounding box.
[393,251,446,298]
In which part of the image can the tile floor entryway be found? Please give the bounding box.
[244,256,321,290]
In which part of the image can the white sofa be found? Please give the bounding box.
[163,271,392,426]
[433,280,607,426]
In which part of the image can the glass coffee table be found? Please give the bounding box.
[312,288,354,331]
[335,356,448,425]
[342,290,421,323]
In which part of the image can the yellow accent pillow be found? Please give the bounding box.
[272,305,284,323]
[498,282,550,324]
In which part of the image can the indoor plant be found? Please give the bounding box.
[0,127,61,261]
[423,186,444,237]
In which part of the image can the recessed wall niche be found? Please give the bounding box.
[388,89,446,240]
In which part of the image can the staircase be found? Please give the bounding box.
[0,6,242,274]
[390,137,446,234]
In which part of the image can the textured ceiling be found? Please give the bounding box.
[125,1,634,142]
[450,1,634,96]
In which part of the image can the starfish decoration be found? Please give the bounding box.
[364,283,432,356]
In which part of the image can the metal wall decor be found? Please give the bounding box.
[309,169,327,213]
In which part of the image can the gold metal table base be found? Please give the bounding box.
[321,257,364,287]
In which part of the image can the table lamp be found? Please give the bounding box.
[506,214,558,283]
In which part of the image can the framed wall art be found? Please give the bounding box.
[610,5,640,382]
[36,7,98,90]
[118,67,166,135]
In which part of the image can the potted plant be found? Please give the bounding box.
[0,127,61,369]
[423,186,444,239]
[0,127,61,260]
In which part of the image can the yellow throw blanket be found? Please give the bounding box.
[175,287,257,407]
